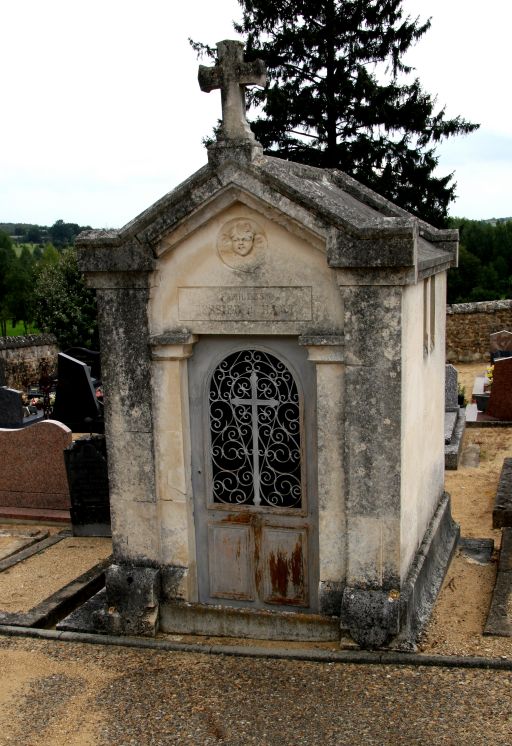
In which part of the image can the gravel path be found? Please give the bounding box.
[1,636,511,746]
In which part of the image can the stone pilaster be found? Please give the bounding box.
[93,273,159,566]
[340,284,403,647]
[300,334,345,615]
[151,332,198,602]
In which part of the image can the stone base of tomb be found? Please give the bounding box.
[340,492,459,649]
[159,602,340,642]
[60,587,342,643]
[91,564,160,637]
[60,495,459,648]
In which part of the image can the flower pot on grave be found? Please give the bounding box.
[474,392,490,413]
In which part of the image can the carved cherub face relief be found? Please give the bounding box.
[217,217,267,272]
[229,222,255,256]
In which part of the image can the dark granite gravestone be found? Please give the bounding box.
[64,435,111,536]
[490,330,512,364]
[0,385,45,429]
[52,353,104,433]
[0,387,23,428]
[63,347,101,381]
[487,357,512,421]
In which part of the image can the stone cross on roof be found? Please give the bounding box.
[198,40,266,142]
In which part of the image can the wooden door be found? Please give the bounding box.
[189,337,318,612]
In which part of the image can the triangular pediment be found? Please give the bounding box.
[76,155,458,277]
[155,184,327,258]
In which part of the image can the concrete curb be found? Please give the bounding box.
[0,529,71,573]
[1,624,512,671]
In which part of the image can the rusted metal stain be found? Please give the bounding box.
[253,518,263,595]
[220,512,251,524]
[290,541,305,588]
[268,540,305,604]
[216,514,308,605]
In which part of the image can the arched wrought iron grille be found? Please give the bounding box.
[209,349,302,508]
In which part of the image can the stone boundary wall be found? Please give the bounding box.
[446,300,512,362]
[0,334,59,390]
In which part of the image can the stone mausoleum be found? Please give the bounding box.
[76,41,459,648]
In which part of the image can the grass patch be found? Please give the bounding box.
[4,320,40,336]
[12,242,38,258]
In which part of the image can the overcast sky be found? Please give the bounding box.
[1,0,510,228]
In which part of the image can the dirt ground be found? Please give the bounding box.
[456,361,489,405]
[0,537,111,613]
[419,363,512,656]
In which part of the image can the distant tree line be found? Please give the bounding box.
[1,215,511,345]
[447,218,512,304]
[0,221,98,349]
[0,219,90,250]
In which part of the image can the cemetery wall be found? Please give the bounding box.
[446,300,512,362]
[0,334,59,390]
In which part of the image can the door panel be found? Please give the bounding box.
[208,523,254,600]
[189,336,318,612]
[261,525,308,606]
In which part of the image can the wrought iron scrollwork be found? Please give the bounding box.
[209,349,302,508]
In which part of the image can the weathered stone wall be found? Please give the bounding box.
[0,334,59,389]
[446,300,512,363]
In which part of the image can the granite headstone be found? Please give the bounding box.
[65,435,111,536]
[0,387,23,428]
[0,419,71,510]
[52,353,104,433]
[487,357,512,420]
[63,347,102,381]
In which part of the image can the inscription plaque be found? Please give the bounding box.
[178,286,313,322]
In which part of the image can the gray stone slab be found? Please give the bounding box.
[0,530,70,573]
[0,529,48,562]
[445,409,466,470]
[484,571,512,636]
[459,537,494,565]
[497,527,512,572]
[445,364,459,412]
[460,444,480,468]
[57,587,107,632]
[493,459,512,529]
[444,410,458,444]
[58,588,341,642]
[484,528,512,636]
[472,376,486,396]
[0,556,110,629]
[391,492,460,650]
[464,403,478,422]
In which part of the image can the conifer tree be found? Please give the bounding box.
[194,0,478,226]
